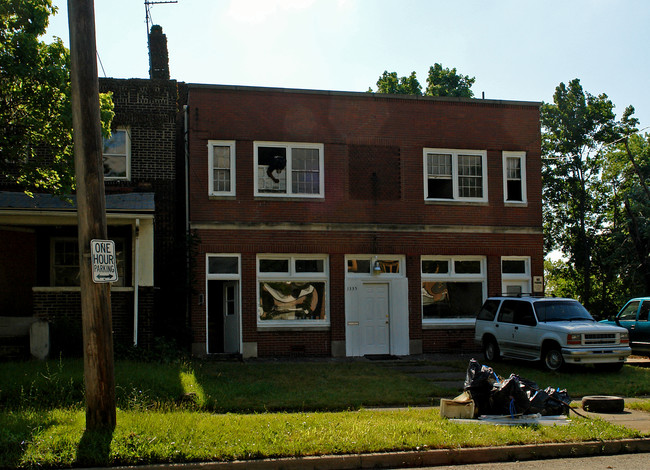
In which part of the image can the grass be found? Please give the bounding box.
[0,358,448,412]
[627,399,650,412]
[1,356,649,468]
[0,408,641,468]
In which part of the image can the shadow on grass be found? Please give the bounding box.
[0,412,58,469]
[76,426,114,467]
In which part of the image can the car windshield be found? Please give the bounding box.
[533,300,594,322]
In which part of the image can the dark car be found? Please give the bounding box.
[601,297,650,357]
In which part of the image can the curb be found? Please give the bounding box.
[83,438,650,470]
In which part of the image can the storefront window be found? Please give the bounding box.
[421,256,485,321]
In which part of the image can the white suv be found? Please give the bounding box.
[474,296,631,371]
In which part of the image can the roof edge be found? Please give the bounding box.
[186,83,542,107]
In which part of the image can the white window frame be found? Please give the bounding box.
[423,148,488,202]
[501,256,531,295]
[256,254,330,327]
[208,140,236,196]
[254,141,324,198]
[103,127,131,181]
[421,255,487,326]
[503,151,527,204]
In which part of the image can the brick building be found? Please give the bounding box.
[185,84,543,358]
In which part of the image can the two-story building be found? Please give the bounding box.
[185,84,543,358]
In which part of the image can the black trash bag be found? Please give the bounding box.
[463,359,499,415]
[489,374,531,416]
[544,387,571,415]
[527,388,550,414]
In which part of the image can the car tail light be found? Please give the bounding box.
[620,332,629,344]
[567,334,581,345]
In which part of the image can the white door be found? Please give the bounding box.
[223,281,239,353]
[360,283,390,355]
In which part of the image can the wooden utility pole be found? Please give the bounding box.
[68,0,116,430]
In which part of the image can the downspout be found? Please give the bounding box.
[133,218,140,346]
[184,104,189,234]
[183,104,191,335]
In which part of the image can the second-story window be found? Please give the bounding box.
[102,128,130,180]
[423,148,487,202]
[208,140,236,196]
[254,142,324,198]
[503,151,526,203]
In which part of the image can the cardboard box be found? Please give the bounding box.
[440,398,475,419]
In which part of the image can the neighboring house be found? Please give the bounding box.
[185,84,543,358]
[0,27,185,355]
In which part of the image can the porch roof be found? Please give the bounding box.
[0,191,155,212]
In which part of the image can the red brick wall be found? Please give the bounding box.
[190,229,543,355]
[187,87,541,230]
[186,86,542,356]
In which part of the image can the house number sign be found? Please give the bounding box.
[90,239,119,283]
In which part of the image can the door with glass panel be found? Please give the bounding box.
[207,255,240,354]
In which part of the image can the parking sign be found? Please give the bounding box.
[90,239,119,283]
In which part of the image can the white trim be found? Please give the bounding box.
[256,254,330,328]
[103,127,131,181]
[423,148,488,203]
[205,254,242,355]
[253,141,325,198]
[502,151,527,204]
[208,140,236,196]
[501,256,531,295]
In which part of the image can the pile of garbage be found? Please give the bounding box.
[461,359,571,417]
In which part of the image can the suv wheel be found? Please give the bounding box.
[542,346,564,371]
[483,337,500,362]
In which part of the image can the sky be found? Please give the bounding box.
[45,0,650,131]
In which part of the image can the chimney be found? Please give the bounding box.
[148,25,170,80]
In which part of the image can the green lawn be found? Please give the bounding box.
[1,357,648,469]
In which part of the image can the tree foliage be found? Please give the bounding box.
[370,63,475,98]
[0,0,113,196]
[542,78,649,317]
[424,63,474,98]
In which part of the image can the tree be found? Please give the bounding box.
[370,63,475,98]
[0,0,113,196]
[541,79,619,310]
[425,63,475,98]
[372,71,422,95]
[602,130,650,297]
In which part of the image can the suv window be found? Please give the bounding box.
[618,301,639,321]
[640,302,649,322]
[534,300,593,322]
[512,301,536,326]
[496,300,536,326]
[477,299,500,321]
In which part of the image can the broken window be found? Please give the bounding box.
[257,255,329,324]
[255,142,323,197]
